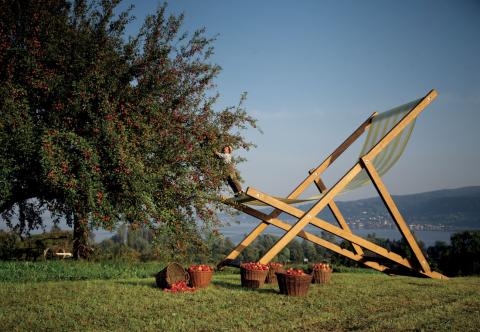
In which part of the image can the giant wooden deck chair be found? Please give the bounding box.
[220,89,447,279]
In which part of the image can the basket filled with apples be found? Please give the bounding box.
[276,268,313,296]
[188,264,214,288]
[265,262,284,284]
[240,262,269,288]
[311,263,333,284]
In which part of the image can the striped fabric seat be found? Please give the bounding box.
[344,98,421,191]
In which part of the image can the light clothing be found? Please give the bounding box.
[215,151,242,194]
[215,152,232,164]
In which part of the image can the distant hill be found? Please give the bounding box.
[303,186,480,229]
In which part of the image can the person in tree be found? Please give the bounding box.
[215,146,243,195]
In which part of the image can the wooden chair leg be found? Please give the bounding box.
[362,157,432,273]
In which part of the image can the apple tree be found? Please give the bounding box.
[0,0,256,258]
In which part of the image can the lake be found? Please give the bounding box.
[219,221,460,247]
[3,218,462,247]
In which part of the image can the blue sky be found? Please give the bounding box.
[120,0,480,200]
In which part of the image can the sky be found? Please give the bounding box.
[119,0,480,201]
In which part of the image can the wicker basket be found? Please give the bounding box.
[188,270,214,288]
[312,269,333,284]
[155,262,189,289]
[276,272,312,296]
[240,268,269,288]
[265,266,285,284]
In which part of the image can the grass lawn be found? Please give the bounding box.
[0,262,479,331]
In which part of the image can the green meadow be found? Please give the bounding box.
[0,261,479,331]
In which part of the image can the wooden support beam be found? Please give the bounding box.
[361,157,432,273]
[312,175,364,256]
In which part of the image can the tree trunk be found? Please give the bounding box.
[73,212,91,259]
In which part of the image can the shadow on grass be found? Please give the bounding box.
[212,280,278,294]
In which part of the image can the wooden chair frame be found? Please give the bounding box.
[220,89,447,279]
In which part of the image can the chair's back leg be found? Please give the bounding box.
[361,158,432,273]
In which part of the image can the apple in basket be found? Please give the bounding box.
[267,262,283,269]
[240,262,269,288]
[240,262,269,270]
[285,268,307,276]
[188,264,214,288]
[312,263,331,271]
[188,264,214,272]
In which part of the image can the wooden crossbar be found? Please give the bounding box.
[219,89,447,280]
